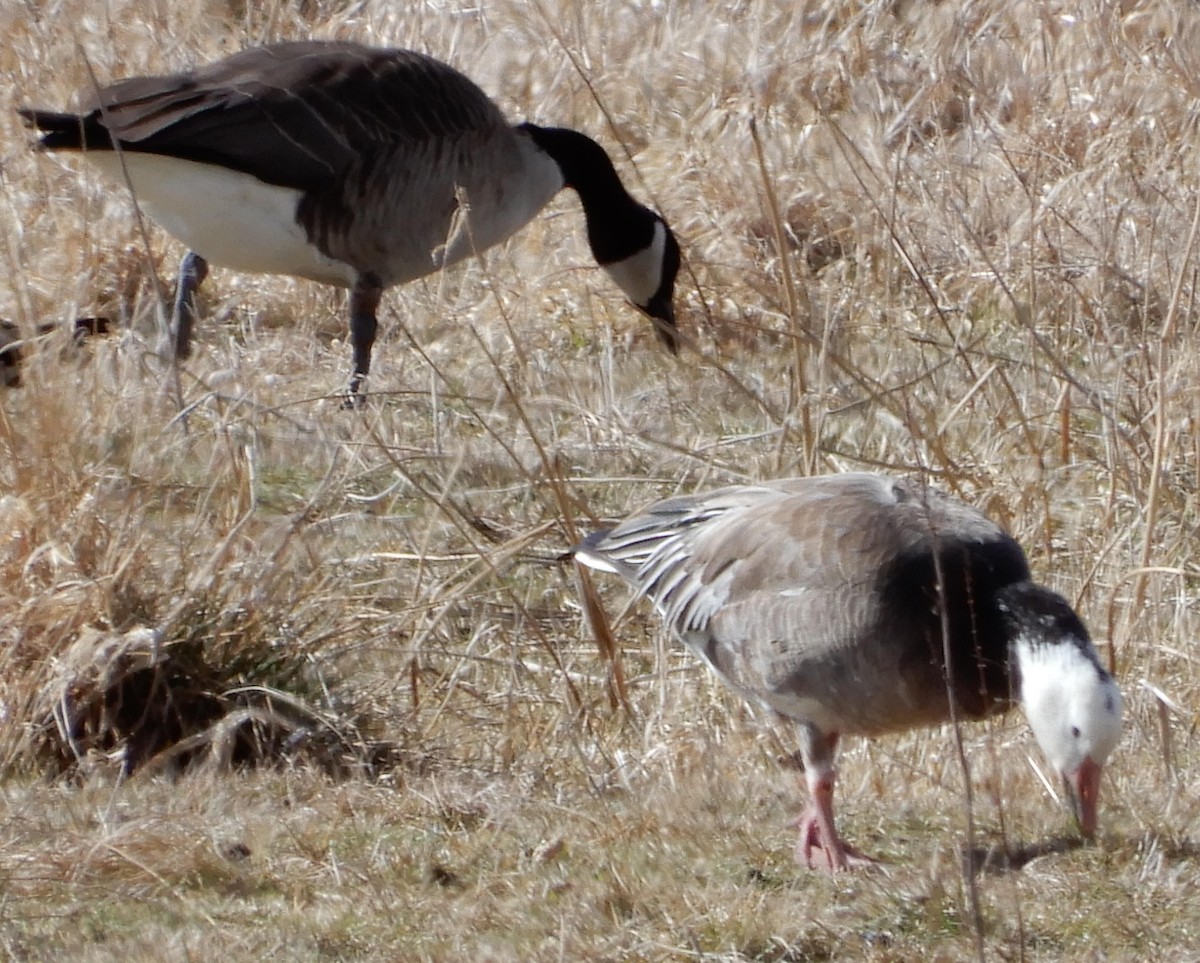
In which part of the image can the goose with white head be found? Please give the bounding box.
[574,474,1123,871]
[20,41,681,402]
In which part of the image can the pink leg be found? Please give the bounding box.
[792,732,877,872]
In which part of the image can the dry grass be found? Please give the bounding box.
[1,0,1198,959]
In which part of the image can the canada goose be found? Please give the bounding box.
[574,474,1123,871]
[20,41,681,400]
[1,317,111,388]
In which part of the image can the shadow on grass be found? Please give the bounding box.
[963,835,1085,876]
[964,830,1200,877]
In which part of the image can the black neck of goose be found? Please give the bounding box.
[519,123,658,265]
[995,581,1103,665]
[885,537,1033,717]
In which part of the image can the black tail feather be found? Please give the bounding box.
[18,108,112,150]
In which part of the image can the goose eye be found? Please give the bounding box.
[1071,725,1081,739]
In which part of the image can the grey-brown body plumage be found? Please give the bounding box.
[576,473,1123,870]
[581,473,1030,733]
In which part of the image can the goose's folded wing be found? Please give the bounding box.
[27,42,506,194]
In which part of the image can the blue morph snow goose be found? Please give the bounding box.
[20,41,681,400]
[574,474,1123,871]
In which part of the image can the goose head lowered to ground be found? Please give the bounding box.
[20,41,681,401]
[574,473,1123,872]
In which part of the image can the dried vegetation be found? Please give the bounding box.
[1,0,1198,960]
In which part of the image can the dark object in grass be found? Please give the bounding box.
[0,316,110,387]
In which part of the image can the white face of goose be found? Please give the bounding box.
[1017,636,1123,837]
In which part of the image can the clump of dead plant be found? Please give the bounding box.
[0,0,1198,960]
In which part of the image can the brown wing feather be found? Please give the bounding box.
[52,42,508,194]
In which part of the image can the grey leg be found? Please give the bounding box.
[346,273,383,404]
[173,251,209,359]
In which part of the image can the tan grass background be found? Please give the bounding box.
[1,0,1198,960]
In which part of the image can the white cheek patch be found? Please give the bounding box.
[602,219,665,308]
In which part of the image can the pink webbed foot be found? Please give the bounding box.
[792,807,879,872]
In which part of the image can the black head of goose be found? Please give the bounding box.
[19,41,681,401]
[574,473,1123,872]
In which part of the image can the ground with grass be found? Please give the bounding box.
[1,1,1197,960]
